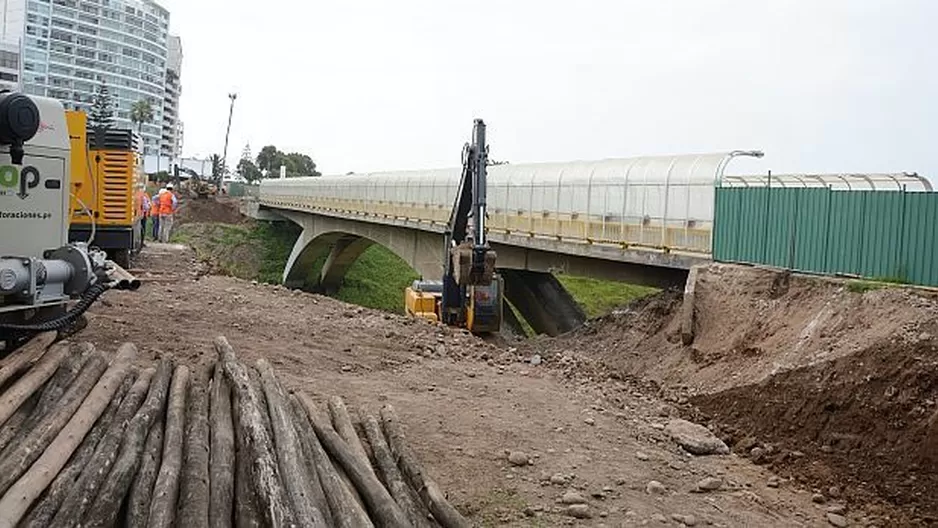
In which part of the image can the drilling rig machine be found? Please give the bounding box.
[0,91,129,351]
[405,119,503,333]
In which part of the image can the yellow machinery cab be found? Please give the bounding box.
[66,110,146,266]
[404,280,441,322]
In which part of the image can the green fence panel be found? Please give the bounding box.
[711,188,733,259]
[792,189,831,273]
[825,191,866,277]
[901,193,938,286]
[761,188,795,268]
[859,191,905,280]
[714,186,938,287]
[737,187,769,262]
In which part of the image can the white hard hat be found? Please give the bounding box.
[166,183,174,189]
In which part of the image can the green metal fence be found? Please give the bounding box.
[713,187,938,287]
[227,182,260,198]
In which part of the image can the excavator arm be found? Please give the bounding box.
[440,120,501,331]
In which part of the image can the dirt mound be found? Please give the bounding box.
[529,264,938,523]
[695,336,938,522]
[176,197,245,226]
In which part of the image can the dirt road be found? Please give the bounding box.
[82,243,836,526]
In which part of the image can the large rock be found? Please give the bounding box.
[664,419,730,455]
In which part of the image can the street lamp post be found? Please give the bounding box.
[221,93,237,187]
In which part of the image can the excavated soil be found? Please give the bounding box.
[527,264,938,525]
[175,196,246,226]
[75,244,840,527]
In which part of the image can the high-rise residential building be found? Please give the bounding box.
[18,0,171,154]
[160,32,179,158]
[0,41,20,90]
[0,0,25,90]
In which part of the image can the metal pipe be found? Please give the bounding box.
[42,260,73,285]
[108,262,141,291]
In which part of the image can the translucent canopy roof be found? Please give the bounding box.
[287,150,766,187]
[722,172,932,191]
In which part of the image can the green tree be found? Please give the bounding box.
[130,99,154,134]
[150,170,170,183]
[88,80,114,131]
[237,158,263,184]
[285,152,321,176]
[211,154,225,181]
[255,145,321,177]
[256,145,280,173]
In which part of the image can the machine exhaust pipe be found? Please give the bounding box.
[107,262,140,291]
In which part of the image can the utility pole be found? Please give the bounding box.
[221,92,237,187]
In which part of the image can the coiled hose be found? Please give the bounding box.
[0,282,110,334]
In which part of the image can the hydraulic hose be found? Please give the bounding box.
[0,282,109,333]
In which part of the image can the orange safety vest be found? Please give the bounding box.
[135,190,147,217]
[158,191,175,216]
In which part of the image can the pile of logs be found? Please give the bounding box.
[0,333,469,528]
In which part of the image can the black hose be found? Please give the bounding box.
[0,282,110,334]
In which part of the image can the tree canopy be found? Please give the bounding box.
[88,81,114,131]
[211,154,225,181]
[255,145,320,178]
[130,99,154,133]
[237,158,263,184]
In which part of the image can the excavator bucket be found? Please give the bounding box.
[451,243,496,286]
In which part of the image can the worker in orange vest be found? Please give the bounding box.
[157,183,178,243]
[136,189,150,247]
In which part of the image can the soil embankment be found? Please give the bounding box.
[528,264,938,524]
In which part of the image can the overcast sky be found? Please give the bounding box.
[160,0,936,180]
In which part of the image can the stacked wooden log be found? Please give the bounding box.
[0,333,470,528]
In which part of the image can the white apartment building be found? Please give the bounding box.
[0,41,19,90]
[0,0,24,90]
[18,0,171,154]
[160,32,179,158]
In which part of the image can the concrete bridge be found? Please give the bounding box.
[248,152,761,335]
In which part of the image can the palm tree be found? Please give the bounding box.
[130,99,154,134]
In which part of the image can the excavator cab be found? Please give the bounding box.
[465,275,503,333]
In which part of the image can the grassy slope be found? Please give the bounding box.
[176,221,656,317]
[556,275,658,319]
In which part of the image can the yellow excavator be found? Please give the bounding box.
[404,120,503,333]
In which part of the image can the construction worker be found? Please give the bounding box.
[150,188,162,240]
[157,183,178,243]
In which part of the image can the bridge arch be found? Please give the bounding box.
[278,210,443,291]
[275,209,587,336]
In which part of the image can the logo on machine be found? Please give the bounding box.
[0,165,41,199]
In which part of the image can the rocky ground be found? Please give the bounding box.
[74,243,850,527]
[524,265,938,526]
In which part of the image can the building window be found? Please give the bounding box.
[50,30,73,42]
[0,52,19,70]
[49,64,71,75]
[51,18,74,30]
[0,72,18,82]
